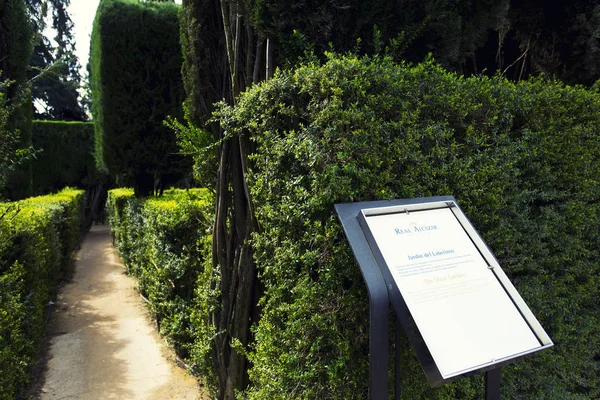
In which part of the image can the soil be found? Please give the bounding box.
[26,225,209,400]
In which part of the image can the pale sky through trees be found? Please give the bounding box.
[68,0,100,74]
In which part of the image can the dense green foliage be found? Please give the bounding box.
[204,54,600,398]
[31,120,96,194]
[0,88,14,190]
[178,0,226,127]
[106,188,214,363]
[0,0,34,200]
[175,0,224,190]
[0,188,85,399]
[502,1,600,85]
[0,81,34,195]
[176,1,600,395]
[177,0,510,135]
[251,0,508,71]
[91,0,189,196]
[0,0,33,86]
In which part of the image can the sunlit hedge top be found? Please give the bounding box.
[0,187,85,398]
[18,187,84,206]
[108,187,135,199]
[107,187,210,208]
[1,187,84,233]
[144,188,211,208]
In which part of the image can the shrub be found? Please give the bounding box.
[0,0,34,200]
[91,0,190,196]
[210,54,600,398]
[0,188,85,399]
[106,188,213,360]
[0,81,33,194]
[31,120,96,195]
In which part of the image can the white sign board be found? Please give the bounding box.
[362,206,542,379]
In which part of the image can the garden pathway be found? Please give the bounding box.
[32,225,205,400]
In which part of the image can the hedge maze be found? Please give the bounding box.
[0,189,84,399]
[108,55,600,399]
[2,0,600,398]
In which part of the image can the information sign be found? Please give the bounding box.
[355,200,553,385]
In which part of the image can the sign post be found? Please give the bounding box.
[336,197,553,398]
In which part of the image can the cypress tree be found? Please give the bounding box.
[91,0,189,197]
[0,0,34,199]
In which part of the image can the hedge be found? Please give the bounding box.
[106,188,213,359]
[91,0,189,196]
[0,0,34,200]
[31,120,97,195]
[0,188,85,399]
[208,54,600,398]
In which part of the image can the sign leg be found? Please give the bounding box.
[485,368,501,400]
[395,317,401,400]
[369,293,389,400]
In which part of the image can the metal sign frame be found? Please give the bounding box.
[335,196,553,397]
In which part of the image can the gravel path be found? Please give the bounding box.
[32,225,205,400]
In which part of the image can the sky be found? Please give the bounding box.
[67,0,100,75]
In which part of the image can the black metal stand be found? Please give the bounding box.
[395,317,401,400]
[336,201,392,399]
[485,368,501,400]
[336,199,512,400]
[336,199,453,399]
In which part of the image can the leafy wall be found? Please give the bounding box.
[0,188,85,399]
[31,120,96,195]
[210,54,600,399]
[106,188,213,361]
[0,0,34,200]
[91,0,189,196]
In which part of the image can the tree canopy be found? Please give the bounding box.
[26,0,87,121]
[0,0,35,199]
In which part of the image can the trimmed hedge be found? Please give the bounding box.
[0,0,34,200]
[0,188,85,399]
[91,0,189,196]
[209,54,600,398]
[106,188,213,358]
[31,120,96,195]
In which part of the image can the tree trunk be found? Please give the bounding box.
[212,1,260,398]
[253,39,264,84]
[266,37,274,80]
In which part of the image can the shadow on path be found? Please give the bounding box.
[29,225,202,400]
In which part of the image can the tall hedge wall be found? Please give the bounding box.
[0,188,85,399]
[0,0,34,200]
[31,120,96,195]
[91,0,189,196]
[106,188,213,359]
[208,55,600,399]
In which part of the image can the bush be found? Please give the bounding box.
[106,188,213,360]
[0,0,34,200]
[210,54,600,398]
[91,0,190,196]
[0,188,85,399]
[31,120,96,195]
[0,82,33,194]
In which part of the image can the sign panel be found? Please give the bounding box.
[359,204,549,380]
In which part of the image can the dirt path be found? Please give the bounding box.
[32,225,206,400]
